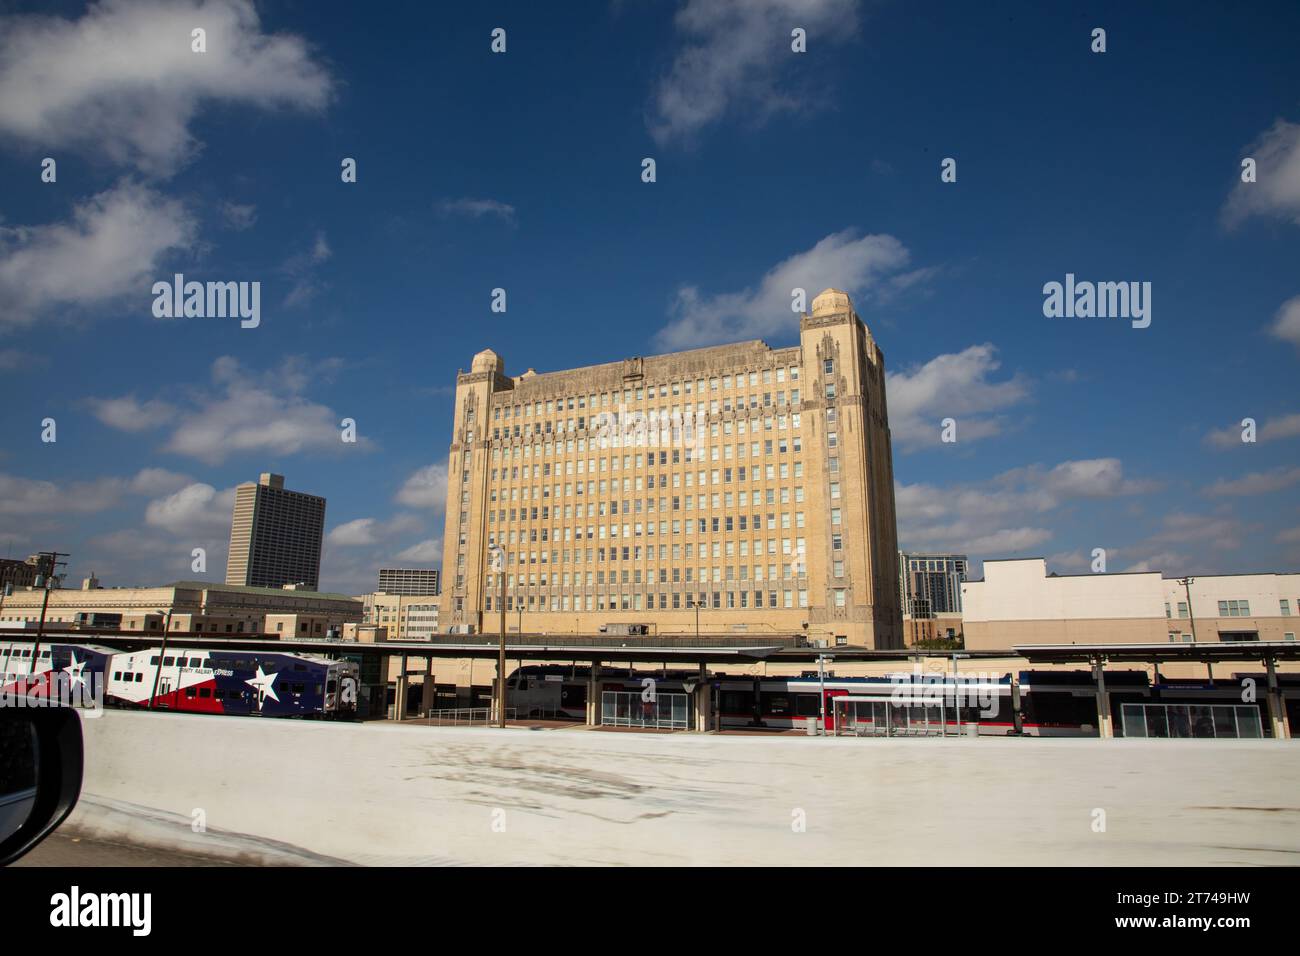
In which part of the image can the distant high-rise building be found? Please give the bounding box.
[225,473,326,590]
[377,568,441,596]
[898,552,968,618]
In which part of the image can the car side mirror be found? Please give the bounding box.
[0,705,84,866]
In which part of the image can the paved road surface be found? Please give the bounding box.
[14,832,238,867]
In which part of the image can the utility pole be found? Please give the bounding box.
[148,607,175,710]
[29,551,69,691]
[1177,576,1197,643]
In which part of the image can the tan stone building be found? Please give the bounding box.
[0,580,362,637]
[962,558,1300,649]
[437,289,902,648]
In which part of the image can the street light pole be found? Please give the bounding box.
[817,653,831,735]
[489,545,507,728]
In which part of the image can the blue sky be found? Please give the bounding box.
[1,0,1298,595]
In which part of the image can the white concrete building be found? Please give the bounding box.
[962,558,1300,649]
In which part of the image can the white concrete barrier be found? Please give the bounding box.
[61,709,1300,866]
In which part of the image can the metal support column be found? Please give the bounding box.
[420,657,435,716]
[693,663,709,733]
[393,653,408,722]
[586,661,602,726]
[1265,656,1291,740]
[1092,657,1113,738]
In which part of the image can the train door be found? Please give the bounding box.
[156,677,172,708]
[823,688,848,731]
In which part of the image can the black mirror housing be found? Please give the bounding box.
[0,705,84,866]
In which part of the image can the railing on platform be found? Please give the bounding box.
[423,707,518,726]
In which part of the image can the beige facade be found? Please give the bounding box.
[963,558,1300,649]
[360,591,441,640]
[437,289,902,648]
[0,580,362,637]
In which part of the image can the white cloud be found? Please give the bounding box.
[395,538,442,562]
[88,395,178,432]
[163,358,358,465]
[90,356,361,465]
[1122,551,1191,574]
[1222,119,1300,228]
[396,464,449,510]
[886,344,1029,450]
[327,514,424,548]
[328,518,380,547]
[1268,294,1300,350]
[654,229,916,350]
[1031,458,1158,498]
[0,180,195,326]
[129,468,193,496]
[436,197,516,224]
[144,482,235,536]
[1146,512,1247,552]
[1203,466,1300,497]
[648,0,859,145]
[895,457,1155,560]
[0,0,332,176]
[1205,411,1300,448]
[0,469,185,516]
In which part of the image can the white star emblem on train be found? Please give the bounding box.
[245,666,280,707]
[63,652,87,690]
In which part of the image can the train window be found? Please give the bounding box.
[185,688,196,698]
[292,683,305,694]
[294,664,307,671]
[113,672,121,681]
[150,656,160,665]
[719,691,753,713]
[199,688,211,698]
[795,694,820,717]
[188,658,201,667]
[135,673,144,682]
[762,693,794,715]
[163,657,175,666]
[326,680,337,693]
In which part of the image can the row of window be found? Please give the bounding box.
[1165,598,1300,619]
[483,589,820,611]
[490,564,815,586]
[490,367,804,422]
[492,450,809,486]
[481,411,805,455]
[491,393,804,440]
